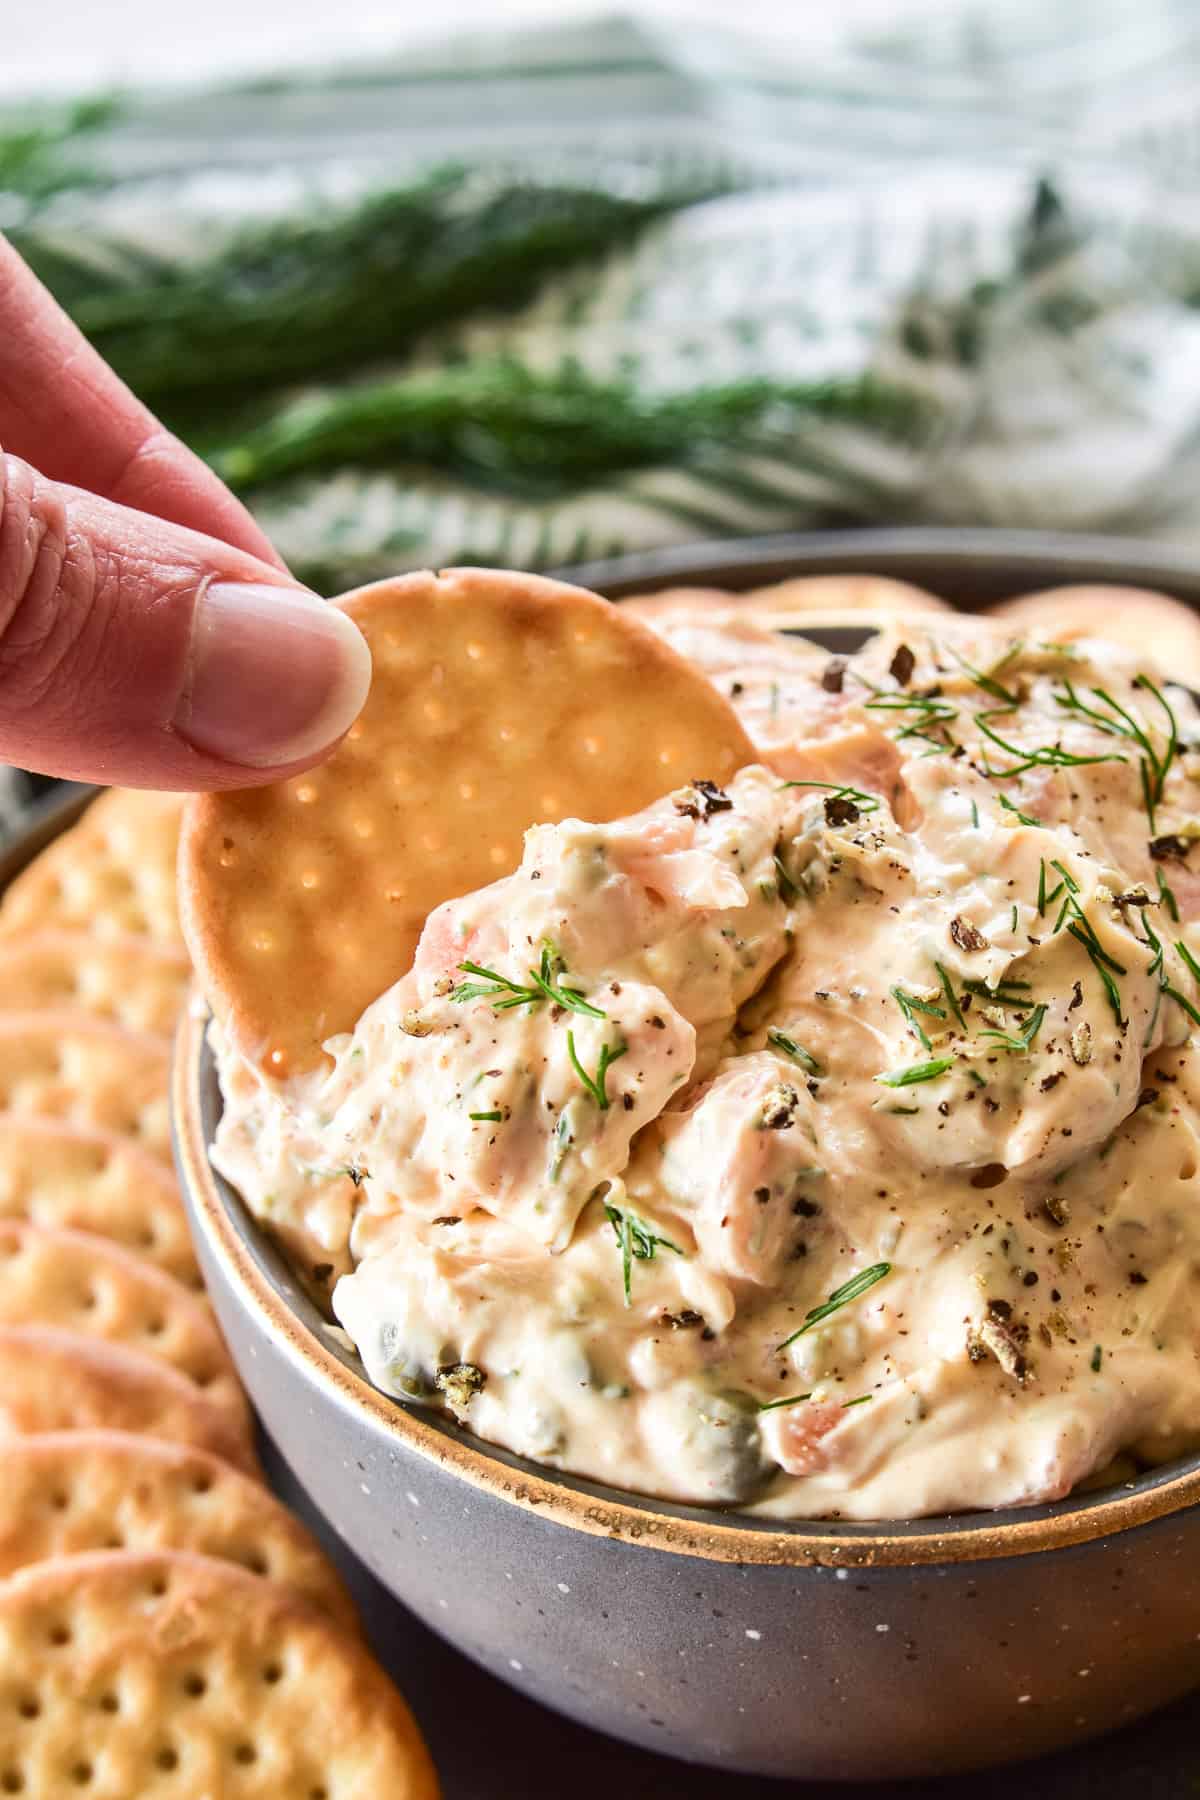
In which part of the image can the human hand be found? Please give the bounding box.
[0,238,370,789]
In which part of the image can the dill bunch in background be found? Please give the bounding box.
[7,14,1200,587]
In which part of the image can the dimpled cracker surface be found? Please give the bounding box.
[989,584,1200,685]
[0,1118,200,1289]
[0,930,189,1035]
[181,565,755,1075]
[0,1013,170,1156]
[0,1327,258,1476]
[0,788,183,946]
[0,1434,356,1630]
[0,1222,246,1425]
[0,1551,440,1798]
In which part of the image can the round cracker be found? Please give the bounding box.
[0,1221,246,1427]
[0,1327,258,1476]
[0,1433,355,1631]
[180,565,755,1076]
[0,1013,170,1158]
[0,1550,438,1798]
[988,584,1200,686]
[0,930,189,1035]
[737,573,951,619]
[0,787,183,946]
[0,1118,200,1290]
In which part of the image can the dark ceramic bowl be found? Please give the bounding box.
[168,530,1200,1782]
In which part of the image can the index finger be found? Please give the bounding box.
[0,236,287,572]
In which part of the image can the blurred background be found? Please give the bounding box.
[5,0,1200,600]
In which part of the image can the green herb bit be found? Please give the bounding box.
[548,1111,572,1181]
[773,852,799,901]
[758,1390,813,1413]
[1054,676,1178,831]
[766,1028,822,1075]
[776,1262,892,1352]
[961,977,1032,1006]
[468,1110,505,1123]
[1176,939,1200,986]
[529,942,605,1018]
[970,799,980,829]
[604,1202,683,1307]
[841,1394,874,1409]
[778,780,882,815]
[998,794,1041,828]
[976,711,1127,780]
[1090,1345,1103,1373]
[1037,859,1059,915]
[1050,859,1080,895]
[568,1031,627,1109]
[934,961,967,1031]
[944,642,1022,706]
[1011,903,1019,933]
[978,1001,1048,1054]
[890,986,946,1053]
[966,1067,988,1088]
[1062,903,1126,1025]
[452,960,541,1010]
[874,1057,955,1089]
[887,1104,920,1115]
[1157,867,1181,923]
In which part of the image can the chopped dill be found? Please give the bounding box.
[874,1056,955,1088]
[567,1031,627,1109]
[468,1110,505,1123]
[976,711,1127,780]
[944,642,1022,706]
[766,1027,822,1075]
[529,942,605,1018]
[970,798,980,829]
[1053,675,1178,831]
[978,1002,1048,1054]
[890,985,947,1053]
[759,1390,813,1413]
[779,779,882,815]
[772,852,799,901]
[1157,866,1180,923]
[1091,1345,1103,1373]
[604,1201,683,1306]
[934,961,967,1031]
[998,794,1041,827]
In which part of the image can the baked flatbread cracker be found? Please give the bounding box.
[0,1550,439,1798]
[0,1433,354,1631]
[0,1327,257,1475]
[0,930,189,1035]
[0,1014,170,1157]
[181,565,755,1077]
[0,1222,245,1427]
[0,788,183,946]
[989,584,1200,687]
[0,1118,200,1290]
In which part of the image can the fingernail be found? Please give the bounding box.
[177,582,372,769]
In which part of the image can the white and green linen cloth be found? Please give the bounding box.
[7,3,1200,598]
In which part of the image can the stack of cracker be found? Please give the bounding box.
[0,789,439,1797]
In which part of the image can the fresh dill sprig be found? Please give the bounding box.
[976,711,1128,780]
[978,1002,1048,1054]
[944,643,1022,706]
[772,852,799,901]
[758,1390,813,1413]
[970,799,980,829]
[961,977,1032,1008]
[567,1031,627,1109]
[1053,675,1178,831]
[1058,900,1126,1025]
[776,1263,892,1351]
[997,794,1041,828]
[1142,919,1200,1031]
[604,1202,683,1307]
[874,1056,955,1088]
[468,1110,505,1123]
[529,943,605,1018]
[890,986,947,1053]
[779,780,882,815]
[452,961,541,1011]
[865,693,958,754]
[766,1028,822,1076]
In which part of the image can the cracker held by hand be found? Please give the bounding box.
[0,1432,355,1630]
[0,1221,246,1428]
[0,788,183,946]
[0,1119,200,1289]
[0,1327,258,1475]
[0,930,189,1036]
[0,1551,439,1797]
[0,1014,170,1158]
[181,566,754,1076]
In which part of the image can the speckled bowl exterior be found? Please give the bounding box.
[75,531,1200,1779]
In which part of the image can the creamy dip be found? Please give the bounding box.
[211,614,1200,1519]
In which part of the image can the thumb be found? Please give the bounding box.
[0,450,371,789]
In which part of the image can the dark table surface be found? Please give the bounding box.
[264,1437,1200,1800]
